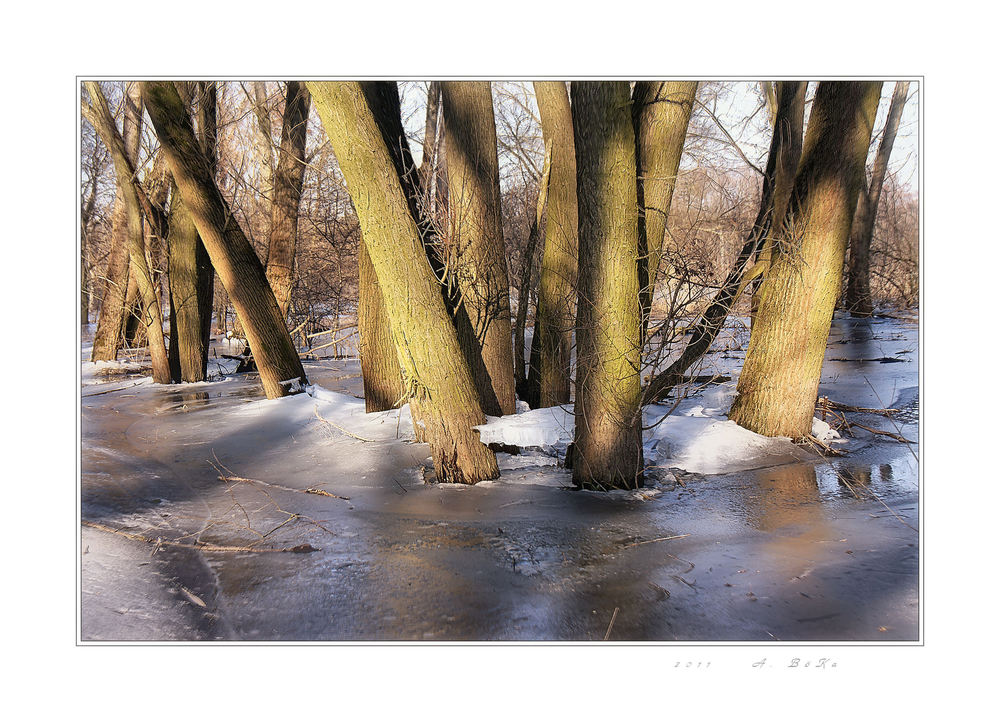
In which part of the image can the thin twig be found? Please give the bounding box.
[604,607,620,641]
[82,520,319,553]
[623,534,690,549]
[313,405,376,442]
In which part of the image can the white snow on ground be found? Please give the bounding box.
[81,360,148,386]
[475,405,574,448]
[475,380,834,476]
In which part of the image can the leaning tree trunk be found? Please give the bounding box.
[167,81,217,383]
[632,81,697,337]
[90,83,144,362]
[441,81,517,417]
[307,81,498,484]
[729,81,882,438]
[845,80,910,317]
[358,238,402,412]
[83,82,171,384]
[526,81,579,409]
[571,81,644,491]
[643,81,806,404]
[141,81,307,399]
[265,81,311,320]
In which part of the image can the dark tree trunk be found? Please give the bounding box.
[845,81,910,317]
[526,81,578,409]
[167,82,217,383]
[265,81,311,320]
[571,81,643,491]
[441,81,517,417]
[141,81,307,399]
[514,144,551,392]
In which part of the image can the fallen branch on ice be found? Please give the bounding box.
[82,520,319,554]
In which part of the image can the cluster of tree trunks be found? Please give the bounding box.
[85,78,910,489]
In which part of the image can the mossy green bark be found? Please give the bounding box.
[729,82,882,438]
[571,82,644,490]
[307,81,498,484]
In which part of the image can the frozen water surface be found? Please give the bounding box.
[80,313,918,641]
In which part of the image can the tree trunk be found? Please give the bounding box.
[83,82,172,384]
[91,185,130,360]
[570,81,643,490]
[514,142,552,391]
[167,82,217,383]
[141,81,307,399]
[729,81,882,438]
[526,81,579,408]
[307,81,498,484]
[358,238,402,412]
[845,81,910,317]
[441,81,517,417]
[265,81,311,320]
[632,81,697,336]
[643,81,806,403]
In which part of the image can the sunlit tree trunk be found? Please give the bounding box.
[91,185,130,360]
[90,83,143,362]
[441,81,517,417]
[526,81,578,409]
[265,81,311,320]
[571,81,643,490]
[845,81,910,317]
[141,81,307,399]
[632,81,697,337]
[643,81,806,403]
[307,81,498,484]
[729,81,881,438]
[83,82,171,384]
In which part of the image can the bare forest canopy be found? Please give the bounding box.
[81,80,918,490]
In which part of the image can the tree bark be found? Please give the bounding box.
[167,82,217,383]
[728,81,882,438]
[526,81,579,409]
[357,238,402,412]
[91,184,131,360]
[643,81,806,404]
[90,83,143,362]
[845,81,910,317]
[83,82,172,384]
[441,81,517,417]
[265,81,311,320]
[514,141,551,391]
[307,81,498,484]
[632,81,697,337]
[141,81,307,399]
[570,81,643,490]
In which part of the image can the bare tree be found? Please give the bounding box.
[525,81,578,409]
[571,81,643,490]
[141,81,307,399]
[441,81,517,417]
[845,81,911,317]
[82,82,171,384]
[307,81,499,483]
[729,81,882,438]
